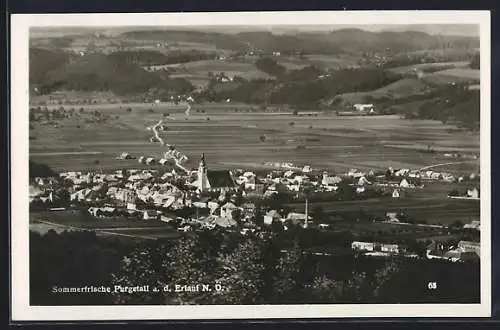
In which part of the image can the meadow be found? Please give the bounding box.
[29,210,182,240]
[29,103,480,176]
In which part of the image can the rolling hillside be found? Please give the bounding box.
[335,78,431,105]
[119,29,479,55]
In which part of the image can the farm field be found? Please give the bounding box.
[289,181,480,225]
[422,68,480,85]
[278,54,360,70]
[388,61,470,75]
[29,105,480,175]
[29,210,182,240]
[336,78,431,104]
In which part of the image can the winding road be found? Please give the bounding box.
[419,160,478,171]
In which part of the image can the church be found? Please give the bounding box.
[191,154,237,193]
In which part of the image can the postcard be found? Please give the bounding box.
[10,10,491,320]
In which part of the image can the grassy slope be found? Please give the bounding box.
[335,78,431,105]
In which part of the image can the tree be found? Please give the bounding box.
[212,239,266,304]
[311,205,324,222]
[255,58,286,77]
[231,209,243,225]
[450,220,464,229]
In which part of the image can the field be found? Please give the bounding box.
[30,104,480,176]
[290,181,480,226]
[388,61,470,75]
[336,78,431,104]
[422,68,480,85]
[30,210,182,240]
[277,54,360,70]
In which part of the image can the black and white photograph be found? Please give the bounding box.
[10,11,491,320]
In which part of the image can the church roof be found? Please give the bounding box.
[207,170,236,188]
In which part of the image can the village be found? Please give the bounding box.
[29,150,481,263]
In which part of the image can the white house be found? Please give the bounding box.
[464,220,480,230]
[467,188,479,199]
[145,157,156,165]
[351,241,375,252]
[381,244,401,254]
[353,104,374,112]
[458,241,480,256]
[392,189,400,198]
[358,176,372,186]
[356,186,366,194]
[220,202,238,218]
[143,210,159,220]
[264,210,281,225]
[322,172,342,186]
[399,178,410,188]
[386,212,400,222]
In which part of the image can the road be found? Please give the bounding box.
[419,161,477,171]
[31,219,157,240]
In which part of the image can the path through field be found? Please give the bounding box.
[419,160,477,171]
[32,219,157,240]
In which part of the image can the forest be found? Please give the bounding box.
[30,230,480,305]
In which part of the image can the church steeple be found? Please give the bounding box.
[199,153,206,167]
[197,153,210,192]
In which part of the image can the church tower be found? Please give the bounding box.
[197,153,210,192]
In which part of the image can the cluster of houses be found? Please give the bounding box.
[426,240,480,262]
[351,239,480,262]
[448,187,480,200]
[351,241,419,258]
[29,153,480,243]
[353,103,375,113]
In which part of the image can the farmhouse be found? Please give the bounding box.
[117,152,132,160]
[145,157,156,165]
[399,178,410,188]
[380,244,403,254]
[358,176,372,186]
[467,188,479,199]
[353,104,374,112]
[351,241,375,252]
[220,202,239,218]
[143,210,160,220]
[392,189,400,198]
[458,241,480,256]
[264,210,282,225]
[464,220,480,230]
[321,172,342,187]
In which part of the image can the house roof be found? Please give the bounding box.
[214,216,237,228]
[266,210,281,218]
[221,202,237,209]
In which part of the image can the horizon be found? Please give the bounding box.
[30,24,479,38]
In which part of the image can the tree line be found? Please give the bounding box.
[30,229,480,305]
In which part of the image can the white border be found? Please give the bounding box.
[11,11,491,321]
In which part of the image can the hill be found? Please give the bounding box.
[30,48,73,87]
[334,78,431,105]
[119,29,479,56]
[422,68,480,86]
[30,49,194,96]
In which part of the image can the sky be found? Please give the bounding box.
[30,24,479,38]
